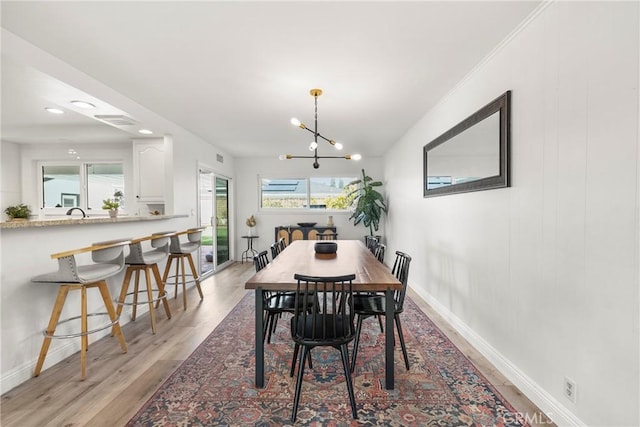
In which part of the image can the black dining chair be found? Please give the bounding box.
[277,237,286,253]
[254,251,294,344]
[289,273,358,422]
[270,242,281,260]
[374,243,386,263]
[364,235,378,253]
[351,251,412,373]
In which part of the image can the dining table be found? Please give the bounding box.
[244,239,402,389]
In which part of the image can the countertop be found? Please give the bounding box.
[0,214,188,229]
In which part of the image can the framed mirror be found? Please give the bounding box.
[423,91,511,197]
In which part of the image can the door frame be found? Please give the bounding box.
[197,163,234,277]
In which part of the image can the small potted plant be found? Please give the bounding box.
[102,190,123,218]
[4,203,32,221]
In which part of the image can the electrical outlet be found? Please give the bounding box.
[564,376,577,403]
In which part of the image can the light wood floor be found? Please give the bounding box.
[1,262,553,426]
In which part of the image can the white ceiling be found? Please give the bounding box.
[1,1,540,158]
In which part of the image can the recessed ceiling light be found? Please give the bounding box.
[45,107,64,114]
[70,100,96,109]
[138,129,153,135]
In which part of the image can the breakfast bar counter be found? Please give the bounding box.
[0,214,187,229]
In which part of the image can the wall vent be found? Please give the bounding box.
[94,115,138,126]
[216,154,224,163]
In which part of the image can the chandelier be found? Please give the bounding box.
[279,88,361,169]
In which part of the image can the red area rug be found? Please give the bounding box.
[127,291,527,426]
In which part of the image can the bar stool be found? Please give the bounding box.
[162,228,205,310]
[31,239,130,379]
[115,232,173,334]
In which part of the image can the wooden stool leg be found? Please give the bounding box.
[152,264,171,319]
[132,269,140,321]
[173,256,180,300]
[97,281,128,354]
[144,267,157,334]
[34,286,70,377]
[186,253,204,300]
[157,256,173,309]
[180,255,187,310]
[81,286,88,380]
[115,267,134,325]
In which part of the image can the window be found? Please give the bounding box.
[40,162,124,212]
[260,176,356,210]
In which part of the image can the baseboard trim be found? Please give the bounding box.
[1,339,78,395]
[411,286,585,427]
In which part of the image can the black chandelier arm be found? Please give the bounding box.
[284,155,351,159]
[297,126,335,145]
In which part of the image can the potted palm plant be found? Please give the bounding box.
[346,169,387,237]
[4,203,32,221]
[102,190,123,218]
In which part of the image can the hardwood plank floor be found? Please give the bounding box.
[1,262,553,426]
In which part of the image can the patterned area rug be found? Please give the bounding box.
[127,292,527,426]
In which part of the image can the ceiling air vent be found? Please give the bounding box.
[94,115,138,126]
[217,154,224,163]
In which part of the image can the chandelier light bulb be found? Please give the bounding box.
[334,142,343,150]
[352,154,362,161]
[309,141,318,151]
[278,154,287,160]
[290,118,301,127]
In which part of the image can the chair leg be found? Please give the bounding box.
[152,264,171,320]
[180,255,187,310]
[291,345,308,423]
[377,314,384,332]
[144,267,157,334]
[186,253,204,300]
[350,315,365,372]
[132,269,140,321]
[395,314,410,370]
[290,343,313,377]
[97,281,128,354]
[290,343,300,377]
[34,286,70,377]
[157,256,173,309]
[80,286,88,380]
[114,267,133,335]
[173,255,180,300]
[340,344,358,419]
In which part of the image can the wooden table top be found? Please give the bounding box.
[245,240,401,292]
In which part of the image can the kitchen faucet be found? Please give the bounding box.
[65,207,86,218]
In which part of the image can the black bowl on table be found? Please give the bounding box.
[297,222,317,227]
[314,241,337,254]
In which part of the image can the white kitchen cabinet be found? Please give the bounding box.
[133,140,165,202]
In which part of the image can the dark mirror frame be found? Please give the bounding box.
[423,90,511,198]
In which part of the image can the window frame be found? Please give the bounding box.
[258,175,356,213]
[38,160,125,216]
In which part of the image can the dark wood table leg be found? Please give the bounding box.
[385,288,395,389]
[255,288,264,388]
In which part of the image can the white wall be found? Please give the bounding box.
[0,141,22,214]
[235,156,384,258]
[384,2,639,426]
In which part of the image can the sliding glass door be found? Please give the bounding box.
[214,176,230,266]
[198,167,231,277]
